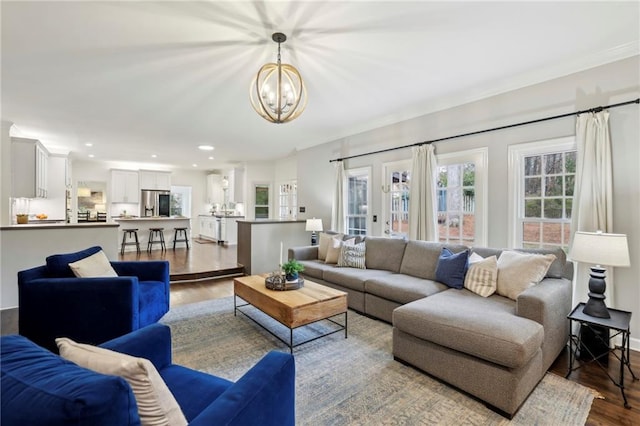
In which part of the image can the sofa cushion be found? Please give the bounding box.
[57,337,188,426]
[496,251,556,300]
[69,250,118,278]
[435,248,469,289]
[46,246,103,278]
[325,237,355,264]
[393,290,543,369]
[464,253,498,297]
[318,232,340,261]
[323,267,392,292]
[1,334,140,425]
[298,259,335,280]
[400,241,468,280]
[471,247,567,279]
[364,237,407,272]
[365,274,447,305]
[337,241,366,269]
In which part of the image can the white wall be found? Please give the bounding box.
[296,56,640,345]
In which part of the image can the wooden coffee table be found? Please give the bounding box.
[234,275,348,353]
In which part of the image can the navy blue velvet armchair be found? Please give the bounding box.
[18,246,170,352]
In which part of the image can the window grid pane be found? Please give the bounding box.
[437,162,476,245]
[520,150,575,251]
[347,171,368,236]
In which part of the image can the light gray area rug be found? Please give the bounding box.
[161,297,595,425]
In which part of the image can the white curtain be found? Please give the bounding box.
[409,144,438,241]
[331,161,345,233]
[570,111,614,307]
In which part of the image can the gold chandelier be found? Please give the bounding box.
[250,32,307,124]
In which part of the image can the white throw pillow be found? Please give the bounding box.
[463,253,497,297]
[496,250,556,300]
[56,337,187,426]
[325,237,354,264]
[337,241,366,269]
[318,232,338,261]
[68,250,118,278]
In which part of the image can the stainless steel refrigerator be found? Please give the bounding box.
[140,190,171,217]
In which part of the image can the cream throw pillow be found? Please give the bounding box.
[318,232,341,261]
[325,237,354,264]
[68,250,118,278]
[56,337,187,426]
[464,253,497,297]
[496,250,556,300]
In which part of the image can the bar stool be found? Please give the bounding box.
[120,229,140,255]
[147,228,166,252]
[173,227,190,250]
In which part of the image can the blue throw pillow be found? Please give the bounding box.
[435,248,470,289]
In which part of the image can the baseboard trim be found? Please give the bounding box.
[630,337,640,352]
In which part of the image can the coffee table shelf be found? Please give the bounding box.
[233,275,348,353]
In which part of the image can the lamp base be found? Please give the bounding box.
[582,267,611,319]
[310,231,318,246]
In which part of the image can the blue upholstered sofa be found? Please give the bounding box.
[18,246,170,352]
[1,324,296,425]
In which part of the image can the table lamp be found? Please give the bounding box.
[305,218,323,245]
[569,231,630,318]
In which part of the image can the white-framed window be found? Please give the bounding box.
[382,160,411,237]
[508,136,576,250]
[436,148,488,246]
[346,167,370,236]
[278,180,297,220]
[254,184,270,219]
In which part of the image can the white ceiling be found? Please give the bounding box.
[2,1,638,171]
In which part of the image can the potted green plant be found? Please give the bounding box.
[281,259,305,282]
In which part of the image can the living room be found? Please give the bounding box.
[1,1,639,424]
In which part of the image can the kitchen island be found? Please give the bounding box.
[114,217,191,251]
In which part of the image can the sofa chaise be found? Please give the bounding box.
[290,236,572,417]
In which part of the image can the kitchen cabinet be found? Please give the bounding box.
[221,217,239,245]
[226,168,244,204]
[206,174,224,204]
[198,215,216,240]
[139,170,171,191]
[11,137,49,198]
[110,170,139,203]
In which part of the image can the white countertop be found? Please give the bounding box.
[114,217,190,221]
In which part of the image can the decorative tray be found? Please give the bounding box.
[265,276,304,291]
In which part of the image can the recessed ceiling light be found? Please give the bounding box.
[192,164,198,167]
[208,156,214,160]
[151,154,157,158]
[198,145,214,151]
[88,154,95,158]
[85,143,93,147]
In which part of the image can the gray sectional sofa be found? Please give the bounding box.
[289,236,573,418]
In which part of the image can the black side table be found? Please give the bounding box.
[566,302,638,408]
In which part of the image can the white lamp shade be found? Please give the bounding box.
[569,231,630,267]
[305,218,323,232]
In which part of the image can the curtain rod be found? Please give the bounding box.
[329,97,640,163]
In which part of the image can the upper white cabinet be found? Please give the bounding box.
[226,167,244,204]
[11,137,49,198]
[139,170,171,191]
[111,170,139,203]
[206,174,224,204]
